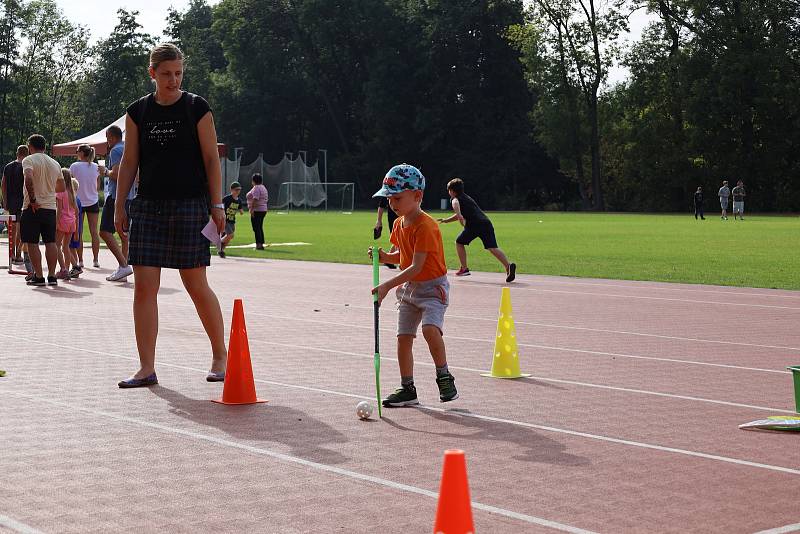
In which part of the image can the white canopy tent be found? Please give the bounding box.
[52,116,227,157]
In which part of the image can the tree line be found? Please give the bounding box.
[1,0,797,211]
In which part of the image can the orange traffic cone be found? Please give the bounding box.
[212,299,267,405]
[433,450,474,534]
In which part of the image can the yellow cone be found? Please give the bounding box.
[481,287,530,379]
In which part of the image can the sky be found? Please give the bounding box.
[55,0,654,85]
[54,0,221,42]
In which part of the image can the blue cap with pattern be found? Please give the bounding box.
[372,163,426,198]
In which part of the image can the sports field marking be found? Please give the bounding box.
[216,308,795,375]
[239,295,800,353]
[754,523,800,534]
[37,308,793,412]
[0,514,44,534]
[2,333,799,476]
[455,282,800,311]
[73,294,796,374]
[221,263,800,302]
[519,277,800,300]
[222,242,311,248]
[8,391,595,534]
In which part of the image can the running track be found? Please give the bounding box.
[1,253,798,533]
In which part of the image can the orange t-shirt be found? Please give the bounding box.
[390,211,447,281]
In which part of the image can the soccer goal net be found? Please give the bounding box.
[276,182,355,213]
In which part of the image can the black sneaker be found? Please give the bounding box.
[218,250,226,258]
[506,262,516,283]
[26,276,45,287]
[47,276,58,286]
[382,383,419,407]
[436,372,459,403]
[69,267,82,278]
[384,263,397,269]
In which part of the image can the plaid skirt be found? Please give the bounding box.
[128,197,211,269]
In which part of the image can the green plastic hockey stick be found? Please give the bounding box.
[372,250,382,418]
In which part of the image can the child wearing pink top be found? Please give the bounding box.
[55,169,79,279]
[246,173,269,250]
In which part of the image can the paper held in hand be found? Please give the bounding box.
[202,219,223,251]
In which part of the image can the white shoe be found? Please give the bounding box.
[78,261,84,269]
[106,265,133,282]
[93,260,100,268]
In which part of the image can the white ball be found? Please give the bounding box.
[356,400,374,420]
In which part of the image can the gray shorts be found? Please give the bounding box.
[733,201,744,213]
[720,197,729,209]
[396,275,449,337]
[224,221,236,235]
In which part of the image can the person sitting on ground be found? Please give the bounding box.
[220,181,244,258]
[437,178,516,282]
[369,163,458,407]
[246,173,268,250]
[54,169,79,280]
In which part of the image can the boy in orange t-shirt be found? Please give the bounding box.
[369,164,458,406]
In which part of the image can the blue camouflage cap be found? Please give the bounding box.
[372,163,426,198]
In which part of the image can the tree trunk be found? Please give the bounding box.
[587,95,603,210]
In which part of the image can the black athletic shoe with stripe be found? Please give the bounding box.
[436,372,459,403]
[382,384,419,407]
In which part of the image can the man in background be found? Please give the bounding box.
[1,145,29,262]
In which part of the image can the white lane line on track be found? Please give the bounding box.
[38,308,794,412]
[206,262,800,308]
[209,294,800,353]
[9,392,595,534]
[754,523,800,534]
[73,294,794,375]
[2,333,799,477]
[211,260,800,301]
[502,277,800,300]
[0,515,44,534]
[453,282,800,311]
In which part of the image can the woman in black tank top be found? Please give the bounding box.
[113,43,228,388]
[437,178,517,283]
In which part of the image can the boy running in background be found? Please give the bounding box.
[438,178,516,282]
[219,181,244,258]
[369,164,458,406]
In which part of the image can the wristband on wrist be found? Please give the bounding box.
[211,203,224,210]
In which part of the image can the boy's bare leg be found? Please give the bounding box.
[132,266,160,378]
[397,334,415,377]
[488,247,510,270]
[422,326,447,367]
[179,266,227,373]
[455,243,468,269]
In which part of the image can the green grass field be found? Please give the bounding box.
[86,211,800,290]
